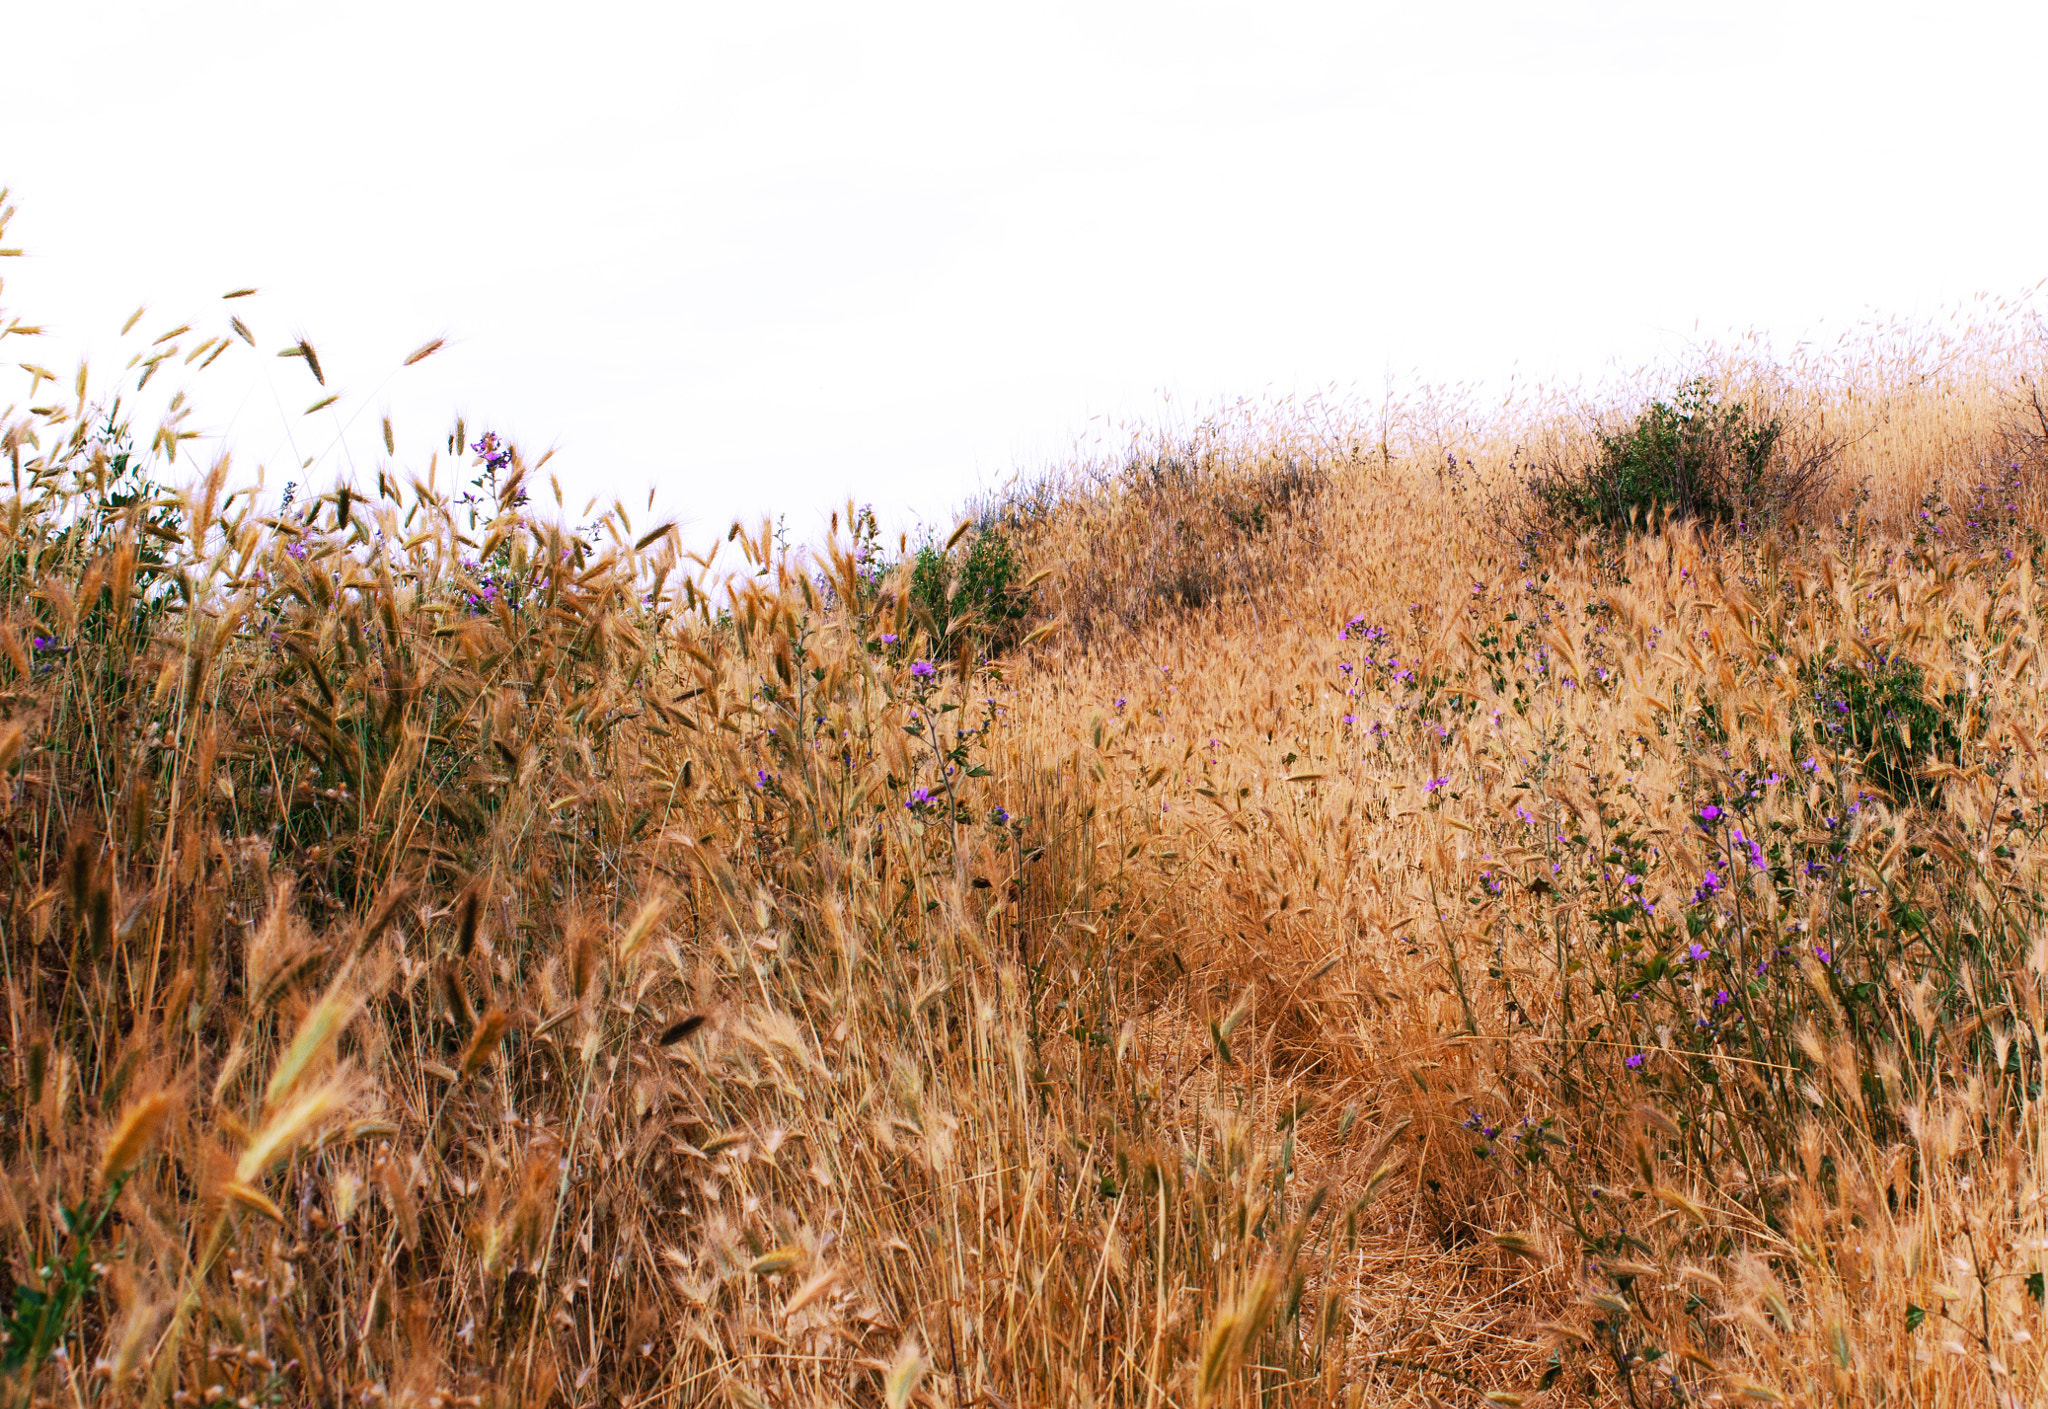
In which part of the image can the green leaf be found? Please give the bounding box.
[1906,1303,1925,1332]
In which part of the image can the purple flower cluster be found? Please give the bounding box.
[1341,614,1387,644]
[471,432,513,474]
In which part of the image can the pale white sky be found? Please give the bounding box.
[3,1,2043,538]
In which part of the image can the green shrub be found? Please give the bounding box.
[1528,378,1836,536]
[1799,648,1961,804]
[908,526,1035,655]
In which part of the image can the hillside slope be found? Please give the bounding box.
[4,206,2048,1405]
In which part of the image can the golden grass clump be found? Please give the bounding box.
[7,186,2048,1405]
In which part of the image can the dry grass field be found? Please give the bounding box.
[5,191,2048,1407]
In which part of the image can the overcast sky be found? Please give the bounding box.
[3,1,2043,539]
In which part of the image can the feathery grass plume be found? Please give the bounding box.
[100,1092,171,1183]
[64,825,95,914]
[222,1180,286,1223]
[1491,1230,1545,1263]
[234,1073,353,1184]
[0,721,22,792]
[618,894,666,967]
[439,962,476,1028]
[86,862,114,958]
[354,881,413,951]
[457,1009,511,1077]
[882,1340,926,1409]
[658,1013,707,1045]
[451,884,480,957]
[107,1291,166,1382]
[780,1264,840,1320]
[0,624,27,680]
[1196,1307,1247,1404]
[746,1244,803,1276]
[568,914,602,999]
[263,982,359,1112]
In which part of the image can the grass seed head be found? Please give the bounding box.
[100,1091,172,1183]
[458,1009,511,1077]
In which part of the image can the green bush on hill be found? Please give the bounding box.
[1529,377,1838,536]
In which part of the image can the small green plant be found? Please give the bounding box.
[908,526,1034,655]
[3,1174,129,1383]
[1529,378,1834,536]
[1799,648,1960,804]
